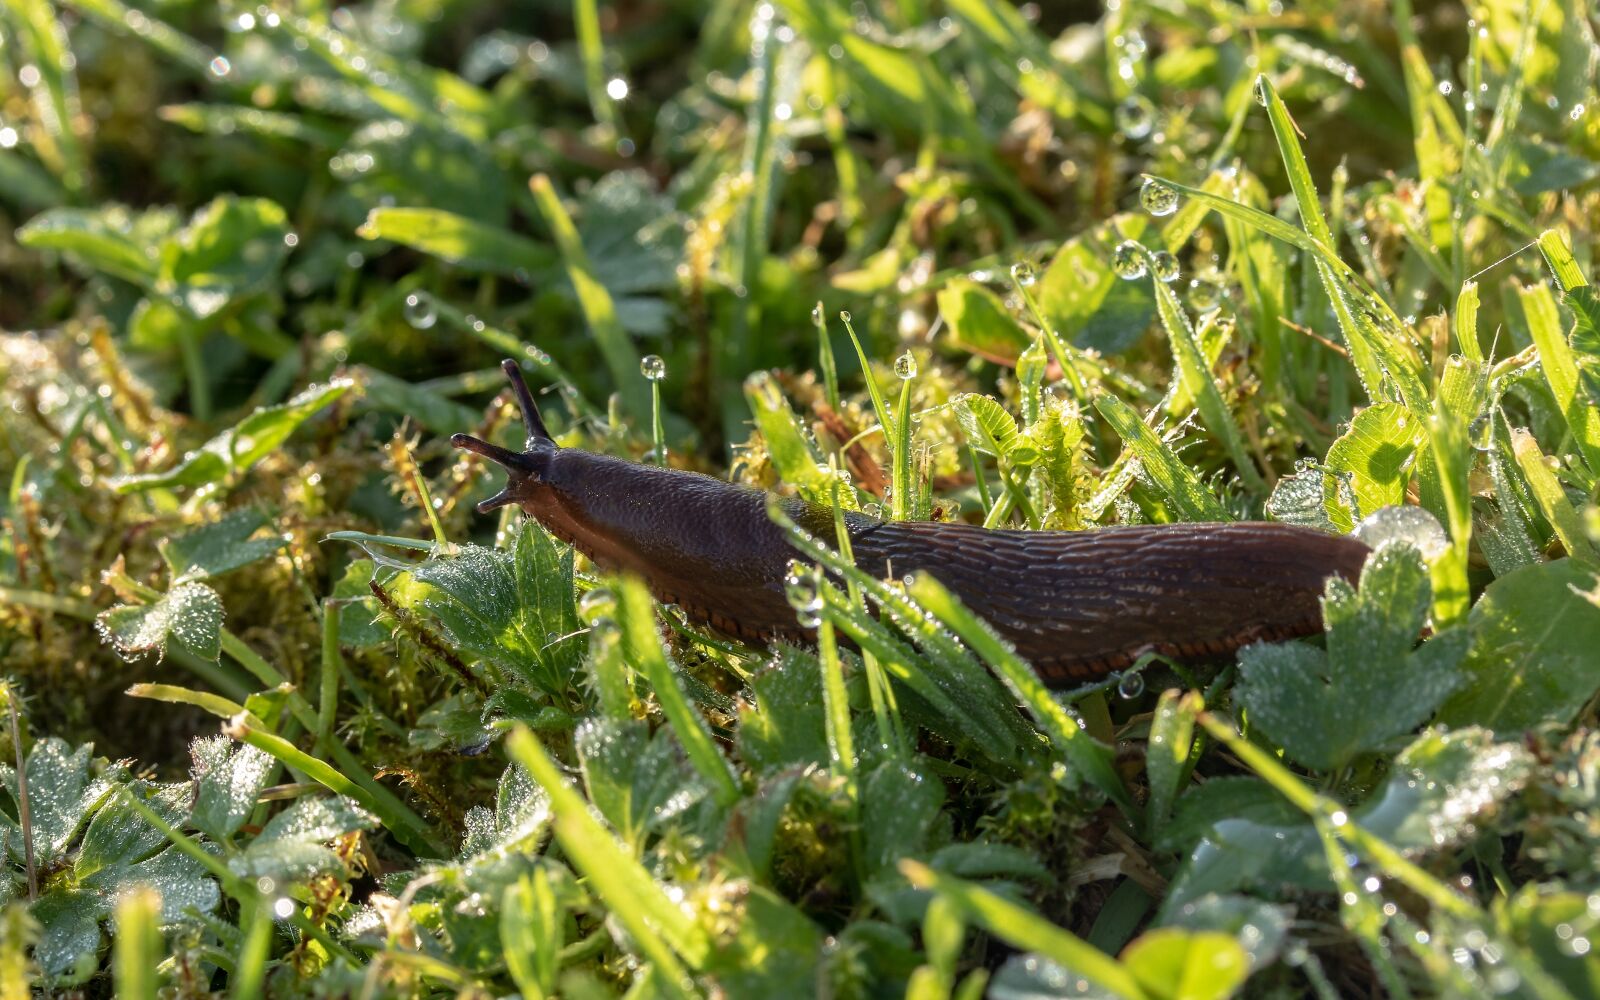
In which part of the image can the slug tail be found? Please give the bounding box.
[500,359,553,444]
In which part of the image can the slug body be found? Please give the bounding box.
[455,362,1369,686]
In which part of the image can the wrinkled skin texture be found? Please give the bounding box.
[454,362,1369,686]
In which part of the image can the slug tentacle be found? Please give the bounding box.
[453,359,1371,687]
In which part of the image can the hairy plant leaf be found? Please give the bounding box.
[230,796,376,881]
[96,582,224,663]
[939,278,1030,362]
[1438,559,1600,733]
[954,393,1021,458]
[158,508,285,584]
[1322,403,1418,529]
[110,379,352,493]
[188,736,274,842]
[1237,544,1465,771]
[388,521,581,696]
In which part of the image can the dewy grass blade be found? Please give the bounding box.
[1150,274,1265,490]
[618,578,741,806]
[1520,278,1600,476]
[1511,429,1599,564]
[1092,394,1230,522]
[907,574,1135,818]
[1454,281,1483,362]
[901,861,1146,1000]
[529,174,648,420]
[506,726,705,989]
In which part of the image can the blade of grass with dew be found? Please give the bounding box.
[65,0,215,77]
[572,0,621,137]
[1255,77,1430,412]
[222,713,441,856]
[112,887,161,1000]
[907,574,1134,818]
[1092,394,1230,521]
[1527,234,1600,475]
[529,174,648,419]
[506,727,705,988]
[617,578,741,807]
[1454,281,1483,362]
[1151,274,1265,491]
[1510,429,1599,563]
[900,861,1144,1000]
[771,503,1038,762]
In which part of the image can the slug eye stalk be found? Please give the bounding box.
[451,360,559,512]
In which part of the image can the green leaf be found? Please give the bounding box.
[1120,928,1249,1000]
[737,647,828,777]
[75,783,187,878]
[95,582,224,663]
[358,206,554,276]
[1356,726,1533,851]
[188,735,274,842]
[938,278,1030,362]
[1438,559,1600,733]
[745,372,847,505]
[109,379,352,494]
[156,195,289,318]
[158,508,286,584]
[337,119,508,224]
[861,760,945,878]
[231,796,376,881]
[1523,277,1600,475]
[460,761,551,859]
[1322,403,1419,529]
[1036,216,1157,355]
[16,205,160,285]
[28,890,103,982]
[1237,544,1465,771]
[388,523,581,697]
[0,738,110,864]
[576,717,713,850]
[954,393,1022,458]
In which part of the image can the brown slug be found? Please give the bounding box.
[452,360,1369,686]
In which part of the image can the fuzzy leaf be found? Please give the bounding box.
[156,195,289,318]
[110,379,352,493]
[954,393,1021,458]
[231,796,376,881]
[1237,544,1465,771]
[189,736,274,841]
[1438,559,1600,734]
[158,508,286,584]
[389,521,582,696]
[96,582,224,663]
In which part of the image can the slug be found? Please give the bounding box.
[452,361,1369,686]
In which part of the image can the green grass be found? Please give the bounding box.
[2,0,1600,996]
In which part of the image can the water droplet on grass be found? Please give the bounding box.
[1115,95,1155,139]
[1112,240,1147,279]
[894,351,917,380]
[403,293,437,329]
[1353,505,1450,560]
[1140,177,1179,216]
[640,354,666,381]
[1116,671,1145,699]
[1009,260,1036,285]
[1151,250,1180,283]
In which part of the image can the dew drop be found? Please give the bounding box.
[811,302,825,325]
[1353,505,1450,560]
[1187,275,1224,312]
[1140,177,1180,217]
[403,293,437,330]
[1469,414,1492,451]
[893,351,918,380]
[1151,250,1180,283]
[1116,671,1145,699]
[1115,94,1156,139]
[1010,260,1037,286]
[1111,240,1147,280]
[1253,74,1269,106]
[640,354,667,382]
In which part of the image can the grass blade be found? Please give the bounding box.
[1092,394,1229,521]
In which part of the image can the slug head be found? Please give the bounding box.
[451,359,557,513]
